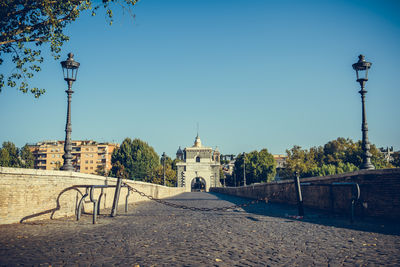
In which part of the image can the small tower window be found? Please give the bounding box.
[196,156,200,163]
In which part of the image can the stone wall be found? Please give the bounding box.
[211,168,400,221]
[0,167,186,225]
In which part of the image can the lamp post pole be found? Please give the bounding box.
[62,83,74,171]
[60,53,80,171]
[352,55,375,170]
[162,152,166,186]
[243,152,246,186]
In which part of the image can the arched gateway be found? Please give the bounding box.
[176,135,221,192]
[191,177,206,192]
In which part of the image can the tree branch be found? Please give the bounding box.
[0,4,79,45]
[0,37,48,46]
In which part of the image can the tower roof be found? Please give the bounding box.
[193,134,202,148]
[176,146,183,155]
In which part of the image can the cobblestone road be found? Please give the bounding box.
[1,192,400,266]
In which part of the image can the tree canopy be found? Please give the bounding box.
[20,144,34,168]
[282,137,394,179]
[233,149,276,186]
[145,164,177,187]
[392,152,400,168]
[109,138,160,180]
[0,0,138,97]
[0,141,34,168]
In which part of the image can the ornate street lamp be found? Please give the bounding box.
[352,54,375,170]
[60,53,80,171]
[161,152,166,186]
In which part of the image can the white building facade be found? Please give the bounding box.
[176,135,221,192]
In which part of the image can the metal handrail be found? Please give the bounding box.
[76,184,130,224]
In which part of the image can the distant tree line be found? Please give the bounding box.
[2,137,399,187]
[0,141,34,168]
[281,137,398,179]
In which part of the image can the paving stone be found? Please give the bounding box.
[0,192,400,266]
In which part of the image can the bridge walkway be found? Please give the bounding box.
[0,192,399,266]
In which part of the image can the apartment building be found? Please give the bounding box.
[28,140,119,174]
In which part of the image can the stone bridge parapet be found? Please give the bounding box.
[0,167,185,224]
[210,168,400,221]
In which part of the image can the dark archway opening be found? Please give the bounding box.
[191,177,206,192]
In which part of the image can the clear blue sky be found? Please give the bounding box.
[1,0,399,158]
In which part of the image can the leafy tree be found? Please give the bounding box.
[112,161,128,179]
[322,138,356,166]
[219,155,229,165]
[161,154,173,169]
[0,0,138,97]
[233,149,276,185]
[110,138,160,180]
[392,152,400,168]
[283,137,394,179]
[367,142,393,170]
[0,142,36,169]
[146,164,177,187]
[309,162,358,177]
[283,145,317,178]
[95,165,107,176]
[219,168,226,186]
[20,144,34,168]
[0,148,10,167]
[0,141,21,167]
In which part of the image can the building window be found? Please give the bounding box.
[196,156,200,163]
[90,160,93,163]
[85,160,88,164]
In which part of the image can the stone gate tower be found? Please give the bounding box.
[176,135,221,192]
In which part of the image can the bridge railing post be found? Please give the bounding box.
[294,172,304,216]
[111,177,123,217]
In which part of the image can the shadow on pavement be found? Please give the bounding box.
[208,192,400,236]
